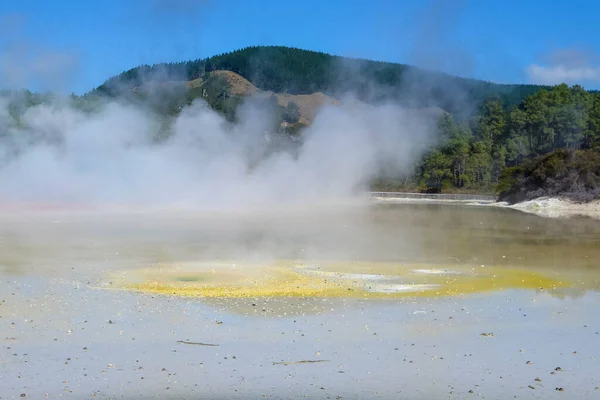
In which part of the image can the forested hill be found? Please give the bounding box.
[92,46,548,116]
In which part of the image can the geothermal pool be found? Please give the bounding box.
[1,203,600,399]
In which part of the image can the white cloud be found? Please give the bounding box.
[526,48,600,85]
[526,64,600,85]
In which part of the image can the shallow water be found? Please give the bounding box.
[1,203,600,398]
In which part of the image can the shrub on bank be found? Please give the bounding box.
[496,148,600,204]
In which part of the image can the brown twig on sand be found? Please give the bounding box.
[176,340,219,347]
[273,360,330,366]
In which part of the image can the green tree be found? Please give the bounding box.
[505,108,530,164]
[587,93,600,148]
[421,150,451,186]
[476,98,506,142]
[467,140,493,187]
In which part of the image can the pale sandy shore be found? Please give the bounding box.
[372,195,600,220]
[500,197,600,220]
[7,194,600,220]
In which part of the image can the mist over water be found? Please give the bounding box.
[0,93,439,211]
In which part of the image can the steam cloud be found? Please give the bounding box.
[0,93,439,212]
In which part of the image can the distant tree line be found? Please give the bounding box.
[411,84,600,199]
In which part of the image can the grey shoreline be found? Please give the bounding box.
[369,192,600,220]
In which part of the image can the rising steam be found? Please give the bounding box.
[0,93,439,212]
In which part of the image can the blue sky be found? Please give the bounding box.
[1,0,599,94]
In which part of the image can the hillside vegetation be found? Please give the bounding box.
[93,46,548,117]
[414,83,600,202]
[497,149,600,204]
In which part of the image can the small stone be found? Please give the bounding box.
[555,387,564,392]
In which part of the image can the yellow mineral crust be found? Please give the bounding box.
[109,260,569,299]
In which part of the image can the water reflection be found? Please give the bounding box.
[1,203,600,302]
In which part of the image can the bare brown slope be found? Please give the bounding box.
[186,70,340,125]
[133,70,440,126]
[274,92,340,125]
[187,70,257,96]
